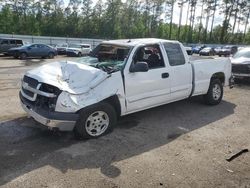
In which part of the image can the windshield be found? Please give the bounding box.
[233,49,250,58]
[76,44,132,73]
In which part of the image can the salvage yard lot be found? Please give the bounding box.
[0,55,250,188]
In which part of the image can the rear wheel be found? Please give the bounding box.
[20,52,27,60]
[204,79,223,105]
[78,52,82,57]
[74,102,117,139]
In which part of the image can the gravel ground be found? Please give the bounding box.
[0,55,249,188]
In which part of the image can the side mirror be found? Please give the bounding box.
[130,62,149,73]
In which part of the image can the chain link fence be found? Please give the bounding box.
[0,33,103,48]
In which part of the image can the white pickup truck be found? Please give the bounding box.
[20,38,233,138]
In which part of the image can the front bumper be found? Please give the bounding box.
[20,99,77,131]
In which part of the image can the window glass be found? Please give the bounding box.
[133,45,165,69]
[1,40,9,44]
[10,40,16,44]
[81,45,90,48]
[163,43,185,66]
[16,40,23,44]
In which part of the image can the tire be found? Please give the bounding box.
[78,52,82,57]
[74,102,117,139]
[203,79,223,105]
[20,52,27,60]
[48,52,54,59]
[219,55,221,57]
[14,52,19,59]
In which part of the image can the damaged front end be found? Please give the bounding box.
[20,75,78,131]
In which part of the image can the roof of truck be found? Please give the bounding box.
[102,38,180,47]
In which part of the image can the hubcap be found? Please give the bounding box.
[212,84,221,100]
[85,111,109,136]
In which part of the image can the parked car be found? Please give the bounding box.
[8,43,57,59]
[218,45,238,57]
[56,43,68,55]
[185,46,193,55]
[231,47,250,79]
[20,38,233,139]
[199,47,215,56]
[66,43,91,57]
[192,45,206,54]
[0,38,24,55]
[214,46,222,55]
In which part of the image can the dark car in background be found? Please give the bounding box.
[192,45,206,54]
[0,38,24,55]
[199,47,215,56]
[218,45,238,57]
[8,43,57,59]
[214,46,222,55]
[231,48,250,79]
[56,43,68,55]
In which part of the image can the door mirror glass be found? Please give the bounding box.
[130,62,149,73]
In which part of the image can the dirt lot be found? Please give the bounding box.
[0,55,250,188]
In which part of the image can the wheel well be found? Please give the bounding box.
[103,95,121,117]
[211,72,225,85]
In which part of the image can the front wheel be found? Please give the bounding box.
[203,79,223,105]
[48,52,54,59]
[74,102,117,139]
[20,52,27,60]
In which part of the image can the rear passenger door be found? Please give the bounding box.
[162,42,193,101]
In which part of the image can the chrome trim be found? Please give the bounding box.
[233,73,250,77]
[21,82,41,101]
[22,81,56,101]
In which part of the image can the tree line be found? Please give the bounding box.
[0,0,250,44]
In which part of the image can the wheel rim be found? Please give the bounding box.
[49,53,53,58]
[212,84,221,100]
[85,111,109,136]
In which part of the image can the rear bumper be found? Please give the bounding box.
[20,98,77,131]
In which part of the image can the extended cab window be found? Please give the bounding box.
[163,43,185,66]
[133,45,165,69]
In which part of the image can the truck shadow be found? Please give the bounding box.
[0,98,236,185]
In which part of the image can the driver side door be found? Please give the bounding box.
[124,44,171,113]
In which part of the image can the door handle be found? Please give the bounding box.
[162,73,169,78]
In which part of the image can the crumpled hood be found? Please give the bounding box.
[26,61,109,94]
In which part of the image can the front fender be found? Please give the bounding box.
[55,71,125,113]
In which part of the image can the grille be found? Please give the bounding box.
[22,76,39,100]
[232,64,250,74]
[23,75,39,88]
[22,87,34,97]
